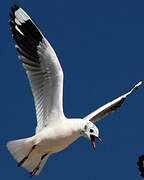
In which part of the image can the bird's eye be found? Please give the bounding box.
[90,129,94,133]
[84,125,87,130]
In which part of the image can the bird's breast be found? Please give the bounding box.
[35,124,80,154]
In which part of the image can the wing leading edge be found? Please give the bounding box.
[84,81,142,123]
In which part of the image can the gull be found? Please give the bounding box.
[7,4,142,178]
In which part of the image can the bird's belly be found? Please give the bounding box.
[35,133,79,154]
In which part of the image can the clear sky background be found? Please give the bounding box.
[0,0,144,179]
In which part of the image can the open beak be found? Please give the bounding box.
[90,135,102,150]
[97,136,102,143]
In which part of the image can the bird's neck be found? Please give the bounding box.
[66,118,84,135]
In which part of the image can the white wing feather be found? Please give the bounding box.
[84,81,142,123]
[9,5,65,134]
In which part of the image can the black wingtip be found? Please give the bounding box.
[11,6,15,13]
[11,4,19,13]
[14,4,19,10]
[9,4,43,63]
[139,155,144,161]
[9,20,14,27]
[137,155,144,178]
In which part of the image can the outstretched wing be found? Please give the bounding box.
[9,4,65,133]
[84,81,142,123]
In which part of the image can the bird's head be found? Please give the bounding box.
[81,121,102,149]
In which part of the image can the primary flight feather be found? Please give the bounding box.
[7,4,142,178]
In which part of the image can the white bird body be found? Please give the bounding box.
[7,4,142,177]
[7,118,84,176]
[34,118,82,154]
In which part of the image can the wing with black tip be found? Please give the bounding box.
[9,4,65,133]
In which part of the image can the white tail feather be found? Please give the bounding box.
[36,155,49,175]
[7,137,32,162]
[7,137,49,175]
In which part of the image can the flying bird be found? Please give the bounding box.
[7,4,142,178]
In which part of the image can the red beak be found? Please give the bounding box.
[90,135,102,150]
[90,135,95,149]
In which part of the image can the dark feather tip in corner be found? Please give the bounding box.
[11,4,19,12]
[14,4,19,10]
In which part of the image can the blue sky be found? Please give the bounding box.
[1,0,144,179]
